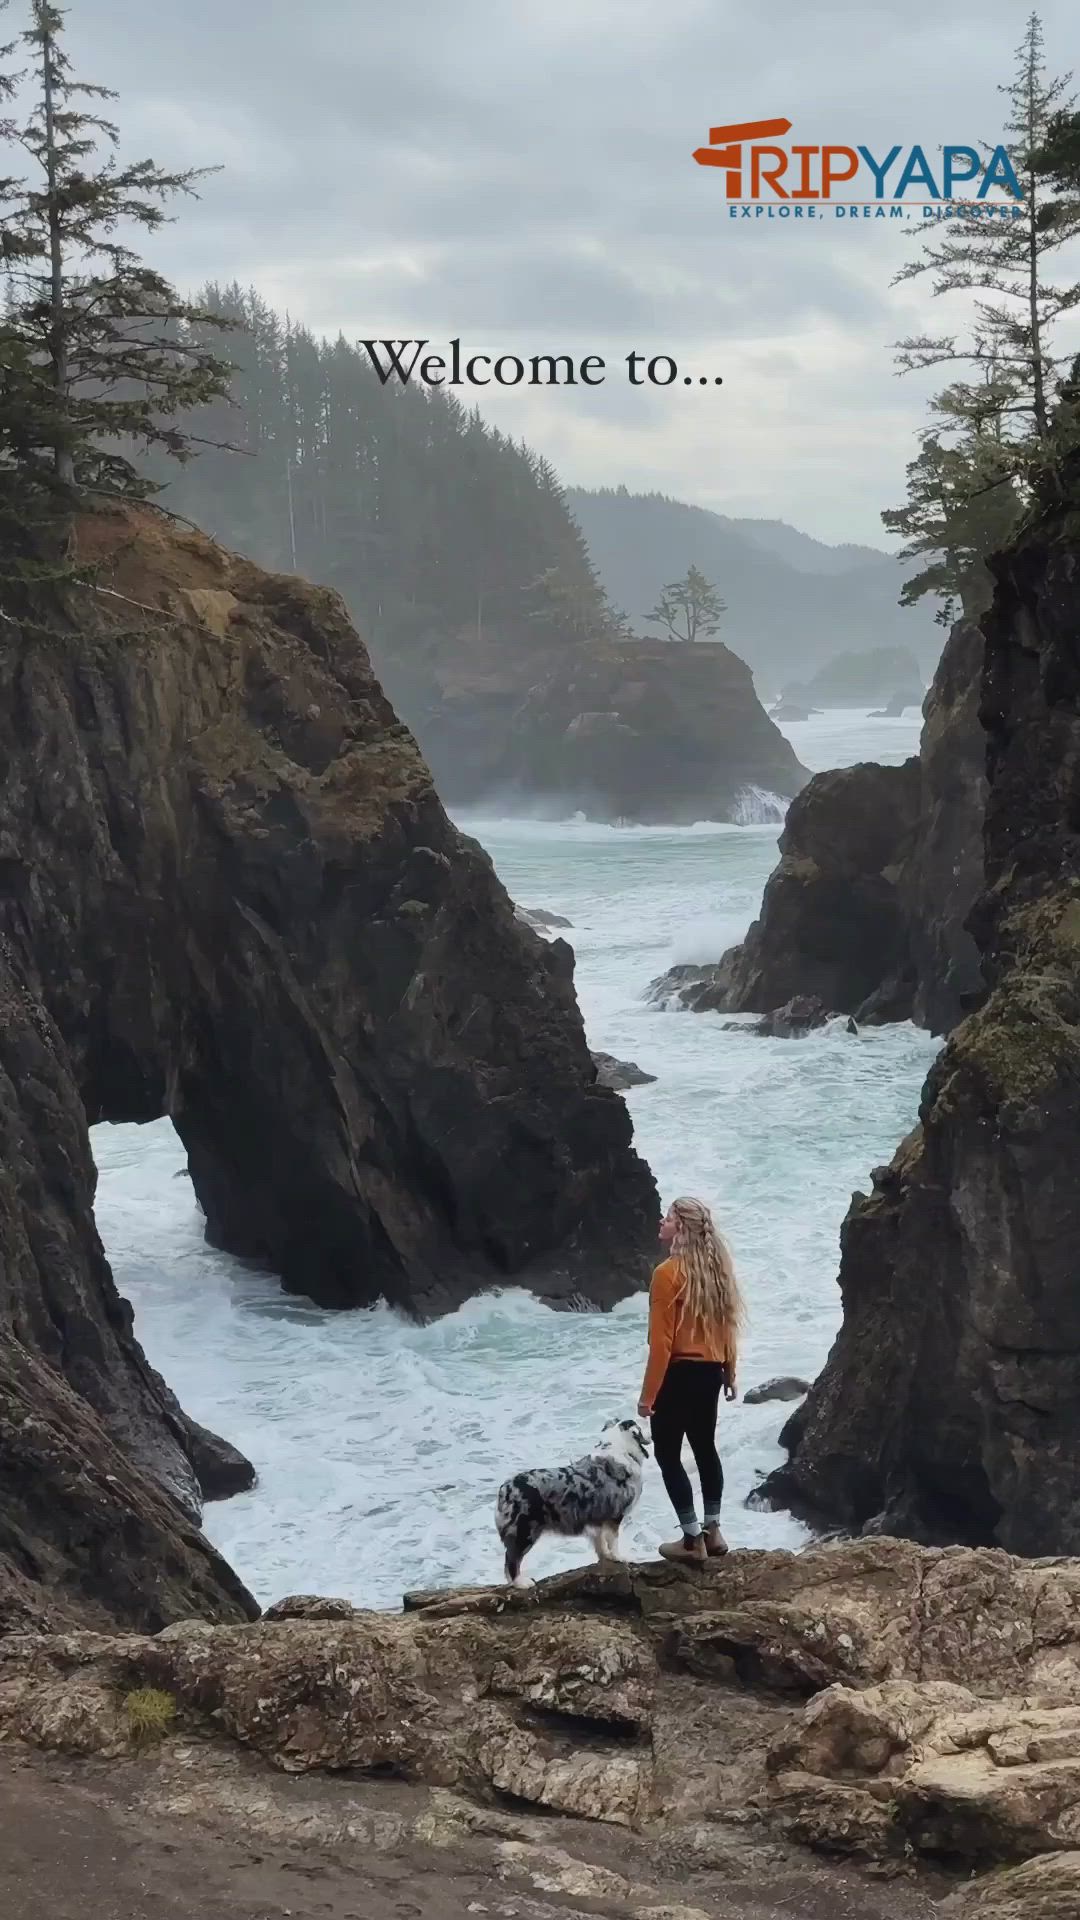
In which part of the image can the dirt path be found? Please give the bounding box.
[0,1748,951,1920]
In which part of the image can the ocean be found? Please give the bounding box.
[93,707,936,1607]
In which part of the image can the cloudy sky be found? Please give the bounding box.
[57,0,1080,544]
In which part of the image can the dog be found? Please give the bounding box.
[495,1418,649,1587]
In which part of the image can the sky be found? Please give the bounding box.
[45,0,1080,544]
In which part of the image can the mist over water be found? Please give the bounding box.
[93,709,935,1609]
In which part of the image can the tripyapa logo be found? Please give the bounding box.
[693,118,1025,220]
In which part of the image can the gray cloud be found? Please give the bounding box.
[43,0,1080,543]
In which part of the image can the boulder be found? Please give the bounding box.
[743,1377,812,1405]
[591,1052,657,1089]
[751,996,833,1038]
[515,905,573,930]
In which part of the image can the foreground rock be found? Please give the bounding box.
[7,1539,1080,1910]
[766,493,1080,1553]
[591,1052,657,1090]
[0,507,657,1319]
[657,619,987,1038]
[0,934,255,1630]
[0,1331,257,1634]
[379,632,808,825]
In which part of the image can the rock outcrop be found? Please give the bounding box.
[0,937,256,1630]
[743,1376,811,1405]
[377,632,807,825]
[652,618,987,1037]
[1,507,657,1325]
[591,1052,657,1090]
[7,1539,1080,1912]
[765,498,1080,1553]
[0,503,659,1627]
[651,761,922,1021]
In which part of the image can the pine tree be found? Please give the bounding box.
[892,12,1080,449]
[1032,107,1080,195]
[882,374,1024,624]
[646,564,726,643]
[0,0,233,553]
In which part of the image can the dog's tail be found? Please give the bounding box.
[495,1481,525,1584]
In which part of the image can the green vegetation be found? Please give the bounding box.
[0,0,231,587]
[883,12,1080,620]
[645,564,726,644]
[122,1686,177,1746]
[150,286,621,659]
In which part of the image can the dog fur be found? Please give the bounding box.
[494,1418,649,1587]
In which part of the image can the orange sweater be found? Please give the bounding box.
[640,1257,737,1412]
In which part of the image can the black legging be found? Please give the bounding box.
[651,1359,725,1530]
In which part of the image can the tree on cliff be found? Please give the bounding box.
[892,14,1080,448]
[0,0,232,549]
[882,369,1025,624]
[646,564,726,644]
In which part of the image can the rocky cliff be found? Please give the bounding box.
[653,618,986,1035]
[0,503,658,1626]
[376,631,807,824]
[2,507,656,1317]
[0,936,256,1632]
[765,499,1080,1553]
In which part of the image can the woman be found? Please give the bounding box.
[638,1195,743,1565]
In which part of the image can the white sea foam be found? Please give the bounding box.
[731,786,789,826]
[93,705,933,1609]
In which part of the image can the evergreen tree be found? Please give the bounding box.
[0,0,232,551]
[883,442,1021,626]
[893,12,1080,448]
[157,287,621,666]
[1032,107,1080,195]
[646,564,726,643]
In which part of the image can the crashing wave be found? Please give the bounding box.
[731,786,789,826]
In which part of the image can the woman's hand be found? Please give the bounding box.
[637,1399,651,1421]
[724,1380,738,1403]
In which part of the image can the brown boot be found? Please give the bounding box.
[704,1524,729,1557]
[658,1535,707,1566]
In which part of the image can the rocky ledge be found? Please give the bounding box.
[6,1539,1080,1918]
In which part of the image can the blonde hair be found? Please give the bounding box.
[668,1196,745,1345]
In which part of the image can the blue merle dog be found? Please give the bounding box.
[495,1418,650,1586]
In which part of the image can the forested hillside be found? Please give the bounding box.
[157,286,618,657]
